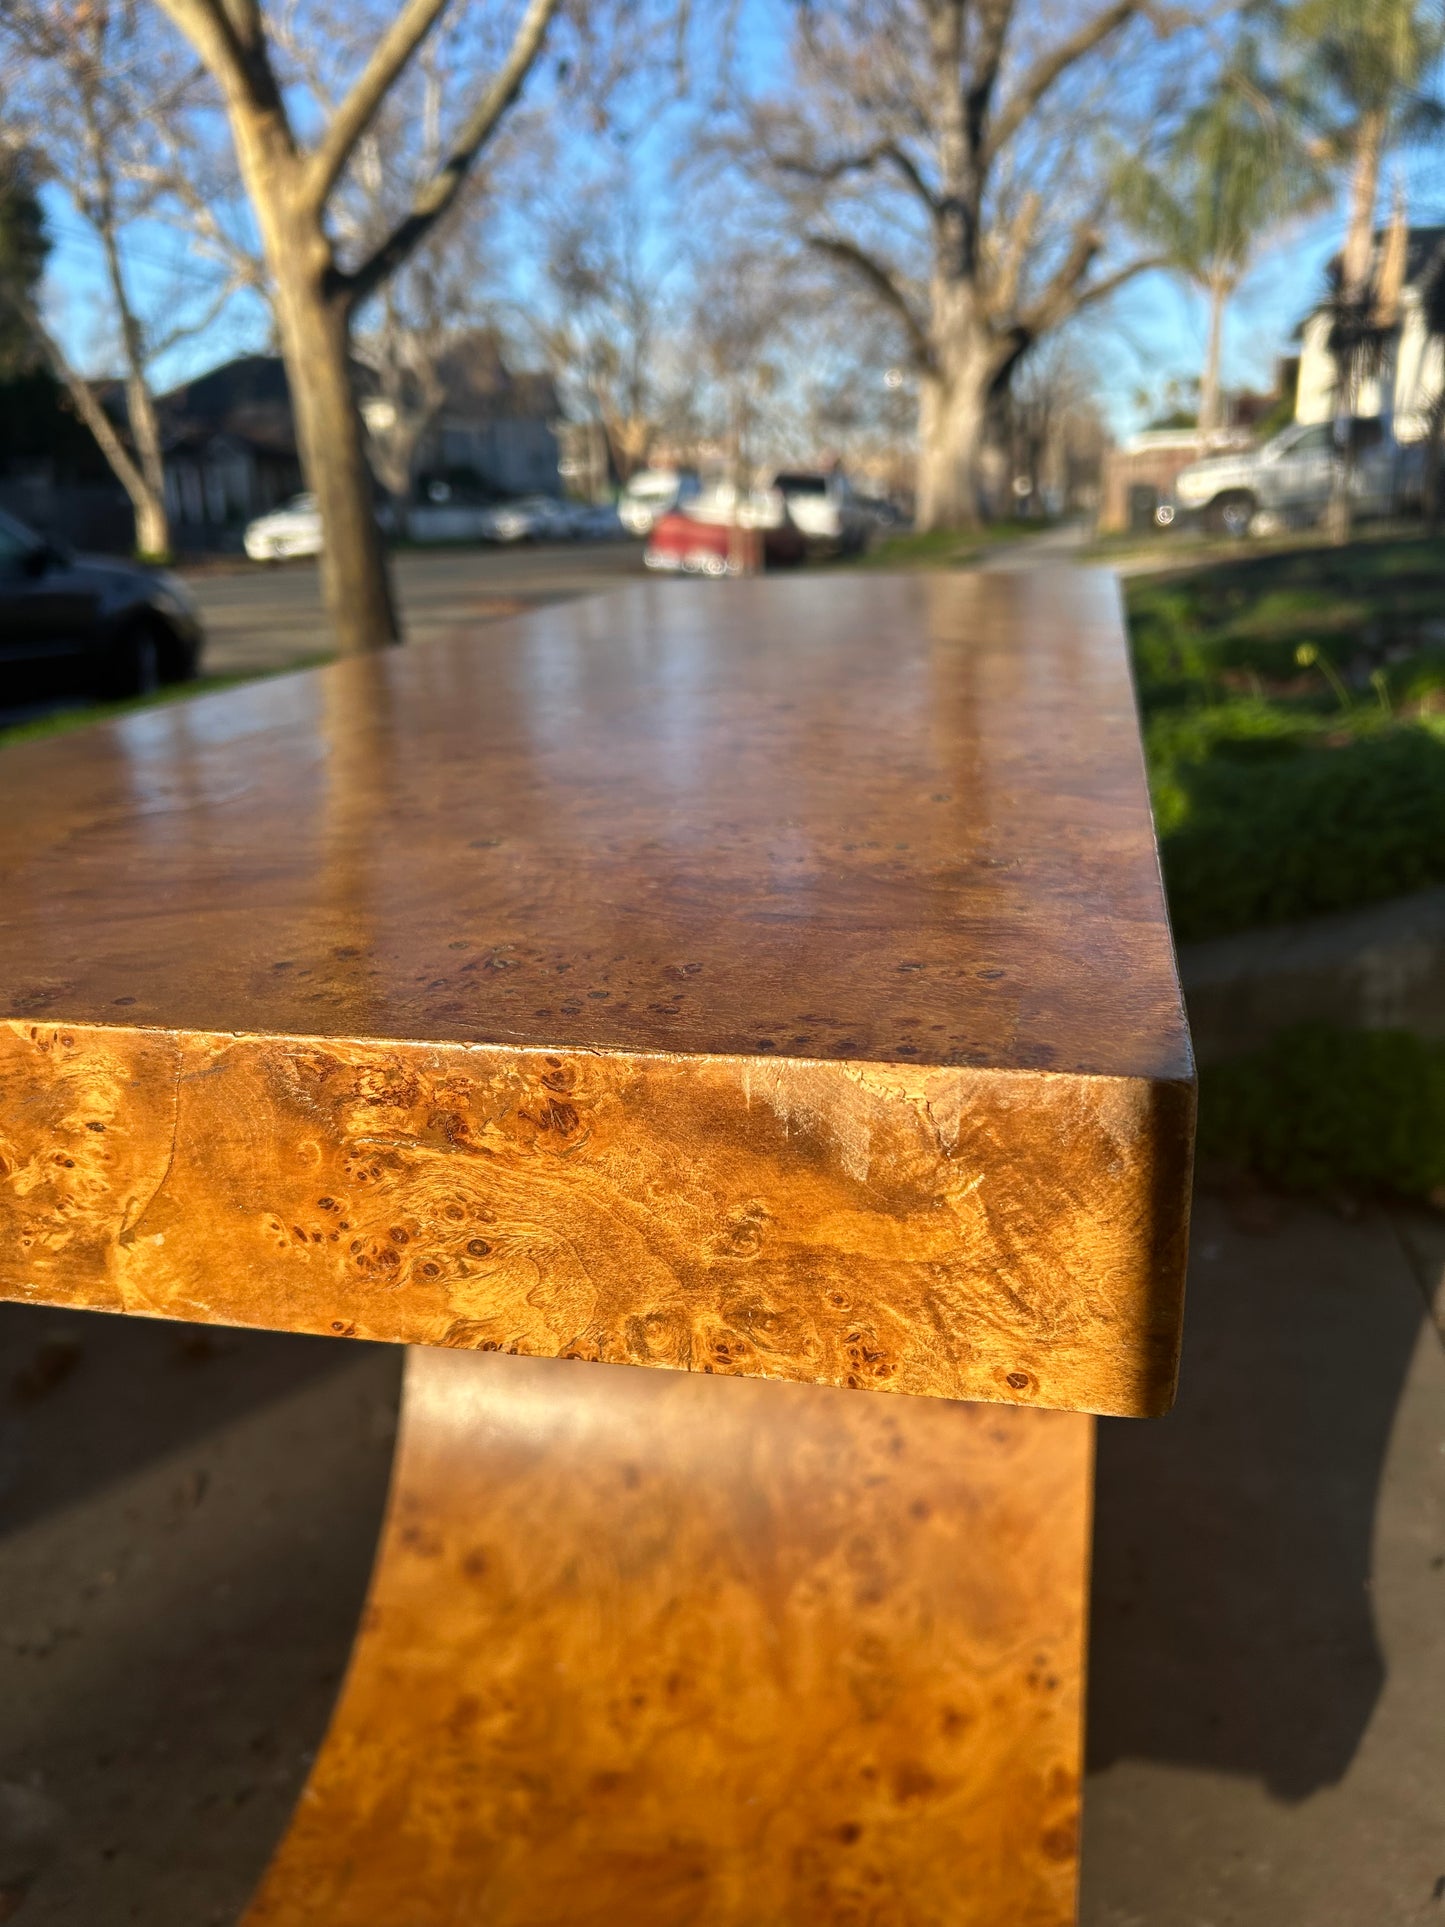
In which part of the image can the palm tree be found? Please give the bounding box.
[1415,240,1445,527]
[1116,44,1325,436]
[1288,0,1445,304]
[1286,0,1445,537]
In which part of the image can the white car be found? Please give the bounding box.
[244,493,397,560]
[772,471,872,553]
[618,468,700,536]
[479,496,577,543]
[1168,419,1422,535]
[244,493,322,561]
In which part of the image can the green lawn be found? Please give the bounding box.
[1126,534,1445,1202]
[1126,536,1445,943]
[0,658,333,752]
[852,518,1050,569]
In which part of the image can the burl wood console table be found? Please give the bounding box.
[0,571,1193,1924]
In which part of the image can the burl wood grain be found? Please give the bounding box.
[0,573,1194,1415]
[0,1020,1188,1415]
[245,1347,1093,1927]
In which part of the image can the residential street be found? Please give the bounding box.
[183,541,650,678]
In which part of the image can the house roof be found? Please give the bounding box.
[158,354,298,458]
[429,330,560,424]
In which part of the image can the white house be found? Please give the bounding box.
[1295,225,1445,441]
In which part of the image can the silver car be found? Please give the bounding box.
[1169,420,1416,535]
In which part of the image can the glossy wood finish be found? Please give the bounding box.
[0,574,1193,1417]
[246,1347,1093,1927]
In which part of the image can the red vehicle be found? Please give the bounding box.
[644,490,807,575]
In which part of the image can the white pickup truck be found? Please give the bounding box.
[1168,419,1418,535]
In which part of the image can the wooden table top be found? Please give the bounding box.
[0,572,1194,1416]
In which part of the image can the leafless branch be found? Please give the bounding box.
[806,233,933,368]
[341,0,561,308]
[987,0,1157,162]
[303,0,453,212]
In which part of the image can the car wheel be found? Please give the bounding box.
[1210,493,1256,539]
[99,618,166,700]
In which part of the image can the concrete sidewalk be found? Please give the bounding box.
[1083,1194,1445,1926]
[0,1194,1441,1922]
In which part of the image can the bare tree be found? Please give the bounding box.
[995,332,1105,514]
[268,14,514,520]
[528,166,672,490]
[147,0,565,652]
[1,3,252,556]
[686,237,795,493]
[738,0,1194,529]
[357,203,494,516]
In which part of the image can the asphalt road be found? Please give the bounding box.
[183,540,650,678]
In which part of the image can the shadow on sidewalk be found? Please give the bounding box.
[1087,1192,1427,1800]
[0,1300,372,1541]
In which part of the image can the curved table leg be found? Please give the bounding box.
[245,1350,1092,1926]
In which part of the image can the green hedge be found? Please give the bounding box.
[1155,717,1445,942]
[1199,1025,1445,1200]
[1127,568,1445,941]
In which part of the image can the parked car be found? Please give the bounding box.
[244,492,323,560]
[644,487,807,574]
[479,495,578,543]
[405,500,494,544]
[0,508,203,698]
[618,467,701,536]
[1167,419,1421,535]
[772,469,872,553]
[244,492,397,560]
[568,502,627,540]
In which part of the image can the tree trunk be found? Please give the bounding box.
[1328,110,1387,547]
[273,263,399,654]
[1198,276,1229,439]
[1426,404,1444,533]
[20,297,169,559]
[124,377,172,557]
[94,217,172,557]
[916,365,992,532]
[1340,106,1386,306]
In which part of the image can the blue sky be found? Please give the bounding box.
[42,182,1370,435]
[36,0,1445,443]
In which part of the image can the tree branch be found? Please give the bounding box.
[1016,225,1102,336]
[1069,251,1171,314]
[338,0,561,309]
[303,0,454,213]
[987,0,1156,162]
[772,140,937,213]
[149,0,251,105]
[8,294,154,514]
[805,233,933,369]
[1018,237,1167,339]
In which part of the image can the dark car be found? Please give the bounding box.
[0,509,204,700]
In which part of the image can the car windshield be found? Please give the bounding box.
[774,474,828,495]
